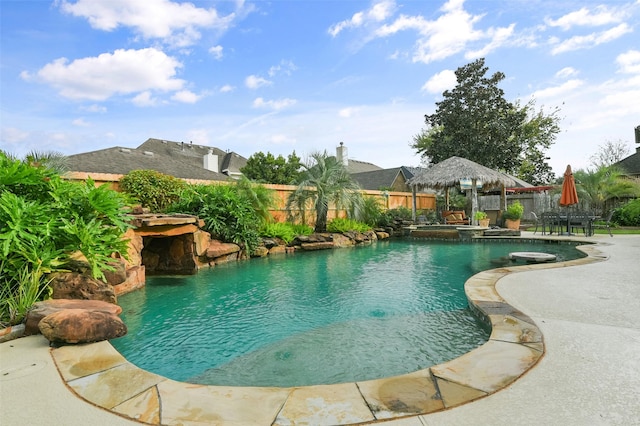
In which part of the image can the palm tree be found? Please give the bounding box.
[286,151,362,233]
[574,165,640,214]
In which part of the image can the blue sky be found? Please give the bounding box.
[1,0,639,176]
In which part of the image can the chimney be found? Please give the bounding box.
[336,142,348,166]
[203,149,219,173]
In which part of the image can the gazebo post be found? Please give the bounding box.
[411,185,417,221]
[471,178,478,226]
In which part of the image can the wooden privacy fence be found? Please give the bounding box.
[65,172,436,225]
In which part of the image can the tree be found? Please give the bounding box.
[411,58,559,184]
[241,151,302,185]
[286,151,362,233]
[574,165,640,214]
[589,139,631,169]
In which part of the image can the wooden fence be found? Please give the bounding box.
[65,172,436,225]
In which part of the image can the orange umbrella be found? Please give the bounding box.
[559,164,579,234]
[559,164,579,207]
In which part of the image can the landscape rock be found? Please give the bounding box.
[25,299,122,335]
[38,309,127,344]
[103,259,127,286]
[251,246,269,257]
[50,272,116,304]
[300,242,334,250]
[206,240,241,259]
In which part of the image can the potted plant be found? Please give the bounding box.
[474,211,490,227]
[503,201,524,230]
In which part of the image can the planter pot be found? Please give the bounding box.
[505,218,521,230]
[478,218,490,227]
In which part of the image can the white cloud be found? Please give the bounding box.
[421,69,456,94]
[82,104,107,113]
[328,0,396,37]
[209,45,223,60]
[220,84,234,93]
[550,23,632,54]
[372,0,514,64]
[339,107,359,118]
[131,91,159,107]
[171,90,201,103]
[531,79,585,99]
[1,127,29,144]
[72,118,90,127]
[245,75,272,89]
[545,5,626,31]
[268,60,297,77]
[22,48,184,101]
[58,0,245,48]
[617,49,640,74]
[556,67,579,78]
[252,97,297,110]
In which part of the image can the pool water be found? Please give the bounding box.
[112,238,584,387]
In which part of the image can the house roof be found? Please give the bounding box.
[615,146,640,176]
[66,138,247,181]
[330,157,383,174]
[351,166,418,191]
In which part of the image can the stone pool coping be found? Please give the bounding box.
[47,240,608,425]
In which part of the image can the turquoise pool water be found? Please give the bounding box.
[112,238,584,387]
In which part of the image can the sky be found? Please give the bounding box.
[1,0,639,177]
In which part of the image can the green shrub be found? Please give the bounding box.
[260,222,297,244]
[327,217,372,233]
[290,223,314,236]
[612,198,640,226]
[166,183,263,255]
[119,170,186,212]
[377,206,412,227]
[352,196,384,226]
[0,152,131,326]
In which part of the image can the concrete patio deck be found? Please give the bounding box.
[1,233,639,425]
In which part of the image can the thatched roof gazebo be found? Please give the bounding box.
[407,156,516,225]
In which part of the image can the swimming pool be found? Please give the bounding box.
[112,238,585,387]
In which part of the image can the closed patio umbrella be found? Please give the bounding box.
[559,164,579,234]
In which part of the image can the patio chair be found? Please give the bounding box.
[530,212,540,234]
[540,211,561,235]
[592,210,614,237]
[569,212,591,237]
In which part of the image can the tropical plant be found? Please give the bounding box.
[119,169,187,212]
[503,201,524,220]
[327,217,371,233]
[234,177,277,223]
[260,222,299,244]
[573,166,640,214]
[351,195,384,226]
[166,182,264,255]
[0,151,132,325]
[286,151,363,233]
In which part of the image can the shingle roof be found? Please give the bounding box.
[615,146,640,176]
[327,156,382,174]
[66,138,248,181]
[351,167,416,191]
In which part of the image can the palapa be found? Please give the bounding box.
[407,156,516,225]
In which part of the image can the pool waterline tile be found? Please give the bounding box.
[47,239,607,425]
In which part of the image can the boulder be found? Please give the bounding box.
[332,233,355,248]
[38,309,127,344]
[251,246,269,257]
[123,228,143,268]
[269,245,287,255]
[375,231,390,239]
[193,230,212,256]
[206,240,241,259]
[25,299,122,335]
[300,242,334,250]
[50,272,116,304]
[113,265,146,296]
[103,259,127,286]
